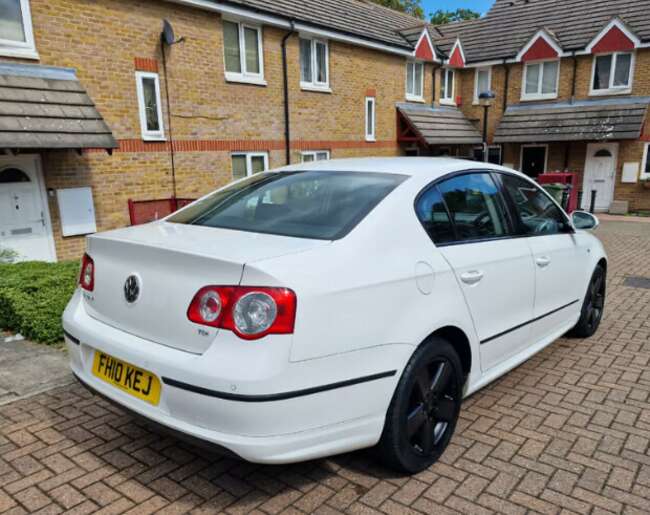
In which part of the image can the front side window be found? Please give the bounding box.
[223,20,264,83]
[365,97,375,141]
[0,0,36,57]
[300,38,328,89]
[169,171,406,240]
[592,52,633,93]
[415,185,455,244]
[406,61,424,100]
[231,152,268,181]
[500,174,570,235]
[474,67,491,102]
[440,68,454,104]
[135,71,164,141]
[301,150,330,162]
[523,60,559,100]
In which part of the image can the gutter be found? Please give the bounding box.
[281,21,296,165]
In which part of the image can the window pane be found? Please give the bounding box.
[437,173,509,241]
[232,155,247,180]
[414,63,423,96]
[300,38,312,83]
[406,62,414,95]
[169,171,406,240]
[251,155,266,174]
[525,63,540,94]
[366,99,374,137]
[614,53,631,87]
[415,186,455,244]
[0,0,26,42]
[315,41,327,83]
[645,146,650,175]
[593,55,612,90]
[302,153,314,163]
[477,69,489,96]
[243,27,260,74]
[488,146,502,165]
[316,152,329,161]
[223,21,241,73]
[142,78,160,131]
[541,61,558,94]
[501,174,568,235]
[440,69,447,98]
[447,70,454,99]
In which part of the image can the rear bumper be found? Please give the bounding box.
[63,290,412,464]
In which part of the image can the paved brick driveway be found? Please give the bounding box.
[1,220,649,515]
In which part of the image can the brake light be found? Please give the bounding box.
[79,253,94,291]
[187,286,296,340]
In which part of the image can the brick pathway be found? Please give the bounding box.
[1,221,649,514]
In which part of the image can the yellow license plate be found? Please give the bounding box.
[92,352,161,406]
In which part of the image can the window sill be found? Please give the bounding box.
[0,46,39,60]
[405,95,425,103]
[142,135,167,142]
[520,94,559,102]
[225,73,267,86]
[589,88,631,97]
[365,137,377,143]
[300,83,332,93]
[439,99,457,107]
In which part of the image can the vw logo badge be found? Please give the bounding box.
[123,275,140,304]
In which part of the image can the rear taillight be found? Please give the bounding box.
[79,253,94,291]
[187,286,296,340]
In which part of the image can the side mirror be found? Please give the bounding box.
[571,211,599,231]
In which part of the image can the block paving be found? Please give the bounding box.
[1,220,649,514]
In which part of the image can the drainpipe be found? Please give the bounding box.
[281,21,296,165]
[502,59,509,113]
[161,34,177,199]
[431,62,439,106]
[563,51,578,170]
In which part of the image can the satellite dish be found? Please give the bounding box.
[162,19,176,46]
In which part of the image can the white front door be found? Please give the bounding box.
[0,156,56,262]
[582,143,618,212]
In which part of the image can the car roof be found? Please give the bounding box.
[276,157,519,180]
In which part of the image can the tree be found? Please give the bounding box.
[430,8,480,25]
[370,0,425,20]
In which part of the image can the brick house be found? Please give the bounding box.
[0,0,649,263]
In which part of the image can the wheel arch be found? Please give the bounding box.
[422,326,473,379]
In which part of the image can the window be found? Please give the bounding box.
[0,167,29,183]
[168,171,406,240]
[365,97,375,142]
[231,152,268,181]
[641,143,650,180]
[522,60,559,100]
[223,20,264,84]
[472,145,502,165]
[440,68,455,104]
[0,0,37,58]
[135,72,164,141]
[406,61,424,101]
[474,67,491,103]
[301,150,330,162]
[300,38,329,91]
[500,174,570,235]
[419,172,510,244]
[591,52,633,94]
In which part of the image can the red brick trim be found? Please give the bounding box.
[134,57,159,73]
[365,88,377,97]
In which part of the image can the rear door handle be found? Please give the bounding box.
[460,270,484,285]
[536,256,551,268]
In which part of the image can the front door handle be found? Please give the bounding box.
[536,256,551,268]
[460,270,484,285]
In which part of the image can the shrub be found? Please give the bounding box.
[0,261,79,344]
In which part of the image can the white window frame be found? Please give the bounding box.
[365,97,376,142]
[0,0,38,59]
[135,71,165,141]
[231,152,269,179]
[473,66,492,104]
[299,37,330,92]
[301,150,330,162]
[521,59,560,101]
[440,68,455,106]
[223,19,266,86]
[405,60,424,102]
[589,51,635,96]
[641,143,650,180]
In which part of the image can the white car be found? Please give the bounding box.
[64,158,606,473]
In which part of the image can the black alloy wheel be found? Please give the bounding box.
[570,264,606,338]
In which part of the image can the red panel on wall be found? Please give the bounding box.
[521,37,559,62]
[591,25,636,54]
[415,36,434,61]
[449,46,464,68]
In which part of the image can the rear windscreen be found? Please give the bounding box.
[167,171,406,240]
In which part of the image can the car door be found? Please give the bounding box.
[498,173,586,343]
[417,172,536,371]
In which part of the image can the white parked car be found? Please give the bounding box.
[64,158,606,473]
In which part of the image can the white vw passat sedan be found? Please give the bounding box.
[64,158,606,473]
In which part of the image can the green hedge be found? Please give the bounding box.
[0,261,79,344]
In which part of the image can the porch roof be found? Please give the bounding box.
[494,98,649,144]
[397,104,483,146]
[0,63,117,150]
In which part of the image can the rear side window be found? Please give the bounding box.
[416,172,511,244]
[168,171,406,240]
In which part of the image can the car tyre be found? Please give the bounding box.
[569,264,606,338]
[378,337,463,474]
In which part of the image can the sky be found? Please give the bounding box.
[421,0,494,16]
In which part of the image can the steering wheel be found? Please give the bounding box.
[534,218,556,235]
[473,211,492,232]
